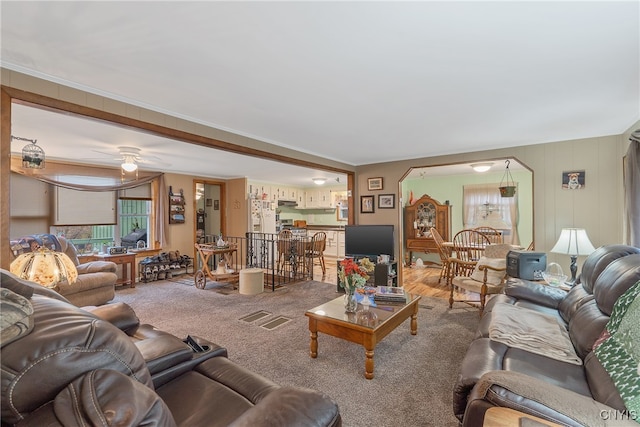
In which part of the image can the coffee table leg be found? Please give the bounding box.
[309,319,318,358]
[410,305,419,335]
[364,347,375,379]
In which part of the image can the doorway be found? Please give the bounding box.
[398,159,534,291]
[194,180,224,244]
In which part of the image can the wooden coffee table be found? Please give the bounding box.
[305,293,421,379]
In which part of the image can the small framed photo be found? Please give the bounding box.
[378,194,395,209]
[206,198,213,207]
[213,199,220,210]
[367,177,383,191]
[561,170,585,190]
[360,195,375,213]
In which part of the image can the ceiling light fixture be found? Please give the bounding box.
[312,178,326,185]
[12,135,45,169]
[121,161,138,172]
[470,162,493,173]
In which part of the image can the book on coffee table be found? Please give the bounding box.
[374,286,406,302]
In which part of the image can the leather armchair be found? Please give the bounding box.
[453,245,640,427]
[1,269,342,427]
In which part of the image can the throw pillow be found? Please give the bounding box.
[594,280,640,414]
[470,256,507,286]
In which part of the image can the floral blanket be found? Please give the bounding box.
[594,281,640,414]
[10,234,61,257]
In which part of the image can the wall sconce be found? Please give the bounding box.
[12,135,45,169]
[10,248,78,289]
[312,178,327,185]
[470,162,493,173]
[550,228,596,285]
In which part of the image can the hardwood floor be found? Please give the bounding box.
[314,258,469,301]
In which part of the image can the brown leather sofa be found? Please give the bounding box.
[0,269,342,427]
[453,244,640,427]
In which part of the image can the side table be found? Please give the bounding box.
[80,253,136,288]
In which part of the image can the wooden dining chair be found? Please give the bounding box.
[449,229,491,273]
[276,229,293,274]
[305,232,327,278]
[473,226,504,244]
[448,240,510,316]
[430,227,452,284]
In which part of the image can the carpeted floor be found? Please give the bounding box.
[113,277,480,427]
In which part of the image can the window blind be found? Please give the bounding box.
[53,187,116,225]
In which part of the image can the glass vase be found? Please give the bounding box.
[344,288,357,313]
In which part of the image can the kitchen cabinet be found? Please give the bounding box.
[249,181,305,202]
[297,191,305,208]
[305,189,332,208]
[318,189,332,207]
[337,230,345,258]
[305,191,318,208]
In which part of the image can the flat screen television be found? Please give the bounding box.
[344,225,394,260]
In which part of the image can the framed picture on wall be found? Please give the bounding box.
[378,194,395,209]
[360,195,375,213]
[367,177,383,191]
[561,170,585,189]
[213,200,219,210]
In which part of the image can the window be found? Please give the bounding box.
[51,185,152,253]
[118,199,150,245]
[462,183,520,245]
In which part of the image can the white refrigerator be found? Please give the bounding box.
[250,199,277,234]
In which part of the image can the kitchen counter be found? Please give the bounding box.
[305,225,345,231]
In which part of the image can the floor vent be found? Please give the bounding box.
[239,310,271,323]
[260,315,291,330]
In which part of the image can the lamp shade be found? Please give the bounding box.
[550,228,596,256]
[10,248,78,288]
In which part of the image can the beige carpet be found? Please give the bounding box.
[113,278,480,427]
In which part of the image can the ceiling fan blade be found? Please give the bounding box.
[91,149,123,159]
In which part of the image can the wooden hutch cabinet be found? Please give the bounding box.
[404,194,452,264]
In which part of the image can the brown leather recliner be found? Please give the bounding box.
[453,245,640,427]
[1,269,342,427]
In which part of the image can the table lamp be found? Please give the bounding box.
[10,248,78,289]
[550,228,596,285]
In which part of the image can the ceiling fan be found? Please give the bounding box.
[90,146,169,172]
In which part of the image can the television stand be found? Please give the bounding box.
[336,258,398,292]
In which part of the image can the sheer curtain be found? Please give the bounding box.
[624,130,640,247]
[463,183,520,245]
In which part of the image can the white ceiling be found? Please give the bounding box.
[2,1,638,185]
